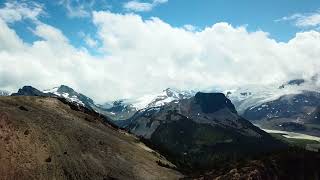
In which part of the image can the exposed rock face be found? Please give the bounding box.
[194,92,237,114]
[0,96,182,180]
[11,86,52,97]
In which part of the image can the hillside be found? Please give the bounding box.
[0,96,182,180]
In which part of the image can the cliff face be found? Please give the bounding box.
[0,96,182,180]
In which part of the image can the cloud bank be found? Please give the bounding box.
[0,2,320,103]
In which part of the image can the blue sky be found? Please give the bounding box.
[1,0,320,101]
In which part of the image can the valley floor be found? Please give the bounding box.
[262,128,320,142]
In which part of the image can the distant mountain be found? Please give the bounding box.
[278,78,306,89]
[124,92,284,170]
[135,88,195,109]
[226,78,320,114]
[0,90,10,96]
[243,91,320,136]
[43,85,95,109]
[105,88,195,121]
[97,100,137,120]
[11,85,95,111]
[11,86,54,97]
[243,91,320,121]
[226,78,320,136]
[11,85,131,122]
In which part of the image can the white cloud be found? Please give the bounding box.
[124,0,168,12]
[1,9,320,103]
[85,36,98,48]
[78,31,99,48]
[92,12,320,98]
[0,1,44,23]
[59,0,97,18]
[278,10,320,28]
[183,24,197,32]
[33,24,68,43]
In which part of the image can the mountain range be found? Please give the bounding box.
[10,85,196,121]
[7,79,320,138]
[4,83,320,178]
[124,92,284,170]
[226,78,320,137]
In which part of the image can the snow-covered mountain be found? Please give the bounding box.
[43,85,95,109]
[97,100,137,120]
[119,92,283,169]
[104,88,196,120]
[44,86,195,121]
[124,88,195,110]
[225,78,320,114]
[225,78,320,136]
[10,85,195,121]
[11,85,119,121]
[0,90,10,96]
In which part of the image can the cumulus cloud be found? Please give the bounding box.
[91,12,320,98]
[277,9,320,28]
[124,0,168,12]
[1,7,320,103]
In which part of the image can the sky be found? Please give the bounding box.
[0,0,320,102]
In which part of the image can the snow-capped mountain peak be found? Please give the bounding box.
[0,90,10,96]
[43,85,94,107]
[129,88,195,110]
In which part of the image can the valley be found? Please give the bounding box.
[262,128,320,142]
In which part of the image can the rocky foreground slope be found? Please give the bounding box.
[0,96,182,180]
